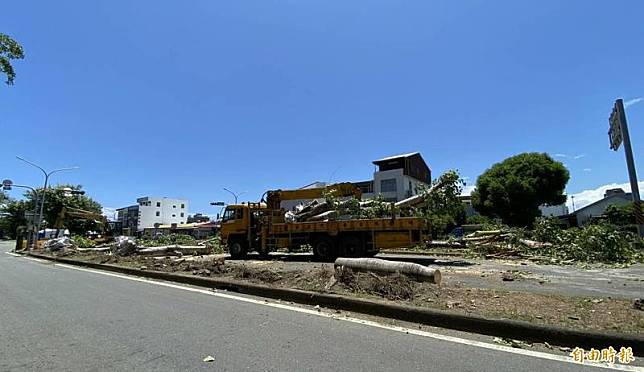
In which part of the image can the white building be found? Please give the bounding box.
[358,152,432,202]
[570,188,632,226]
[117,197,189,233]
[136,197,189,230]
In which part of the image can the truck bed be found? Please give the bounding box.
[269,216,427,235]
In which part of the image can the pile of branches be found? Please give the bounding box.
[285,170,463,225]
[286,196,393,223]
[463,229,550,259]
[465,218,644,265]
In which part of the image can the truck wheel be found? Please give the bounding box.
[339,235,364,257]
[313,237,336,262]
[228,239,247,259]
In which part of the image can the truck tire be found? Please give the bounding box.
[313,237,336,262]
[339,234,364,257]
[228,238,247,259]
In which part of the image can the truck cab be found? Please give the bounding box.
[220,203,266,258]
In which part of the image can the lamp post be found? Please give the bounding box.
[222,188,246,204]
[16,157,78,238]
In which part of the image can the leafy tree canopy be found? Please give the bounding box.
[0,184,102,237]
[0,33,25,85]
[415,170,466,233]
[471,152,569,227]
[605,203,636,226]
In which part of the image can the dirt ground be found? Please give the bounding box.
[55,250,644,336]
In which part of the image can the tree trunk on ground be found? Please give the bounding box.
[334,257,441,284]
[137,245,211,256]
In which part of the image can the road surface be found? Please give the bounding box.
[0,242,634,371]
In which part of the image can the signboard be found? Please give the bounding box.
[2,179,12,191]
[609,102,623,151]
[608,98,643,236]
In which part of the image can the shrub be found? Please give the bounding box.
[71,235,95,248]
[530,218,642,264]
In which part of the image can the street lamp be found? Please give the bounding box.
[16,156,78,237]
[222,188,246,204]
[2,179,39,250]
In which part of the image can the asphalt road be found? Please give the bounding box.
[0,243,624,371]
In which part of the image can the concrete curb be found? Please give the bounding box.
[380,250,465,257]
[26,252,644,355]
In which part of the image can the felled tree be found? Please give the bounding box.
[471,153,569,227]
[415,170,465,233]
[605,203,636,226]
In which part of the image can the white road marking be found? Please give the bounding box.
[12,253,643,371]
[5,251,22,257]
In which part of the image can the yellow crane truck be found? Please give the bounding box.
[220,183,431,260]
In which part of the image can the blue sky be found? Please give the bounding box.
[2,1,643,216]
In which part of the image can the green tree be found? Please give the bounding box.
[415,170,465,234]
[471,153,569,227]
[0,198,29,239]
[1,33,25,85]
[605,203,635,226]
[0,185,102,237]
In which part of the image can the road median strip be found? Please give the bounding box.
[25,252,644,355]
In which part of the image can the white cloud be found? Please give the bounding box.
[583,168,592,172]
[461,185,475,196]
[102,207,117,221]
[573,154,586,159]
[554,153,567,158]
[624,97,643,108]
[567,180,644,210]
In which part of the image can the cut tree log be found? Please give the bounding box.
[334,257,441,284]
[307,210,337,221]
[137,245,212,257]
[77,247,112,253]
[393,177,448,209]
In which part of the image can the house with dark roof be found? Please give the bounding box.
[569,188,633,226]
[355,152,431,202]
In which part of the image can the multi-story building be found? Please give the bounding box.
[117,196,189,233]
[356,152,432,202]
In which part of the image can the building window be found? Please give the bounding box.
[180,212,184,217]
[172,214,176,217]
[181,203,185,209]
[156,202,161,207]
[173,205,176,208]
[156,211,160,217]
[381,178,397,192]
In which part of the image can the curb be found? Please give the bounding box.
[26,252,644,355]
[380,250,466,257]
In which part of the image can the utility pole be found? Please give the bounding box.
[608,99,643,236]
[16,157,78,243]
